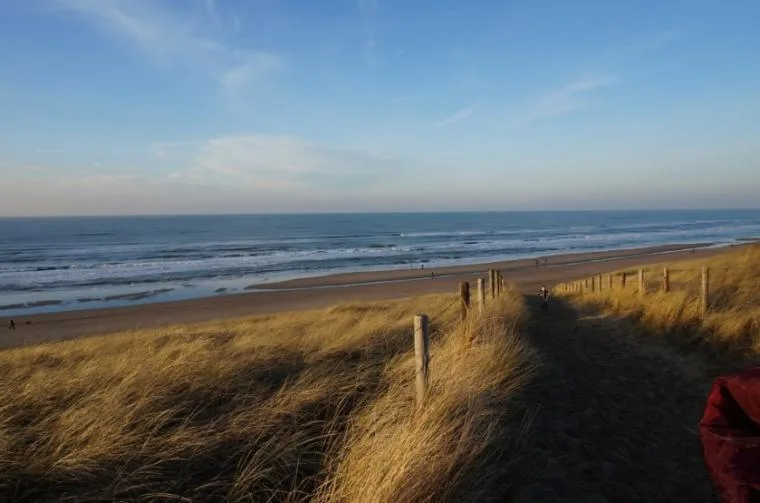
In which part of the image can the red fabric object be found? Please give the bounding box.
[700,367,760,503]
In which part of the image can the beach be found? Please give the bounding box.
[0,242,735,350]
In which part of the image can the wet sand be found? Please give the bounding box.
[0,243,733,350]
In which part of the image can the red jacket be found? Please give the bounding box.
[700,367,760,502]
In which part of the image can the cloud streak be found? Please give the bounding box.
[156,134,409,191]
[508,74,617,128]
[436,104,478,127]
[55,0,281,91]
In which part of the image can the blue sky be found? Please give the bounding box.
[1,0,759,215]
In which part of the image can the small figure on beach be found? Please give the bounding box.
[431,271,435,279]
[535,259,540,268]
[8,320,15,330]
[420,263,425,270]
[538,286,550,311]
[544,258,548,265]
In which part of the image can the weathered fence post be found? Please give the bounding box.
[459,282,470,321]
[414,314,430,409]
[638,269,645,295]
[489,270,496,300]
[477,278,485,314]
[663,268,670,293]
[499,271,505,295]
[621,272,627,289]
[597,275,602,292]
[585,278,589,289]
[608,274,613,290]
[701,267,710,318]
[591,275,596,292]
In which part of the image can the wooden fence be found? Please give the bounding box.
[560,266,712,318]
[413,269,504,408]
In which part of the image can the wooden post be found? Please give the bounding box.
[608,274,613,290]
[499,272,505,295]
[663,268,670,293]
[414,314,430,409]
[638,269,645,295]
[477,278,485,314]
[459,282,470,321]
[598,275,603,292]
[585,278,588,288]
[701,267,709,318]
[591,275,595,292]
[621,272,627,289]
[489,270,496,300]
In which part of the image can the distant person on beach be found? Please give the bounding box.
[8,320,15,330]
[421,263,424,270]
[535,259,540,268]
[539,286,549,310]
[431,271,435,279]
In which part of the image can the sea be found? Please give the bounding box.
[1,210,759,316]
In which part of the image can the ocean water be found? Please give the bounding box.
[1,210,759,315]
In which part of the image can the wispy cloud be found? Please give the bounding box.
[436,104,478,127]
[155,134,407,190]
[607,29,682,62]
[221,53,283,91]
[54,0,282,91]
[508,74,617,128]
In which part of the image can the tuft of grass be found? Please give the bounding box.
[0,291,534,502]
[557,244,760,356]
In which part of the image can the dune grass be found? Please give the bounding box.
[0,291,535,502]
[557,244,760,356]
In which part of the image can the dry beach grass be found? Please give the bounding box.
[558,244,760,356]
[0,292,535,502]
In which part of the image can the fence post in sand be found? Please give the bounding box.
[663,268,670,293]
[638,269,645,295]
[459,282,470,321]
[621,272,627,289]
[585,278,588,289]
[701,267,710,318]
[598,275,603,292]
[414,314,430,410]
[499,272,505,296]
[489,270,496,300]
[591,275,595,292]
[477,278,485,314]
[608,274,613,290]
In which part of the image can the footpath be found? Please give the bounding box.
[514,297,719,502]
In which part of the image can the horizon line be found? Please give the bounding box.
[1,208,759,219]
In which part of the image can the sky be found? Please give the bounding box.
[0,0,759,216]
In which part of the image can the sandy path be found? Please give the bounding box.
[515,297,719,502]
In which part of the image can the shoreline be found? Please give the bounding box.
[250,243,715,291]
[0,242,743,350]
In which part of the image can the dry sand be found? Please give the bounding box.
[0,243,732,349]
